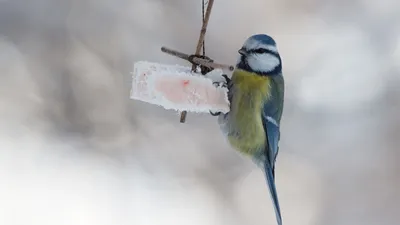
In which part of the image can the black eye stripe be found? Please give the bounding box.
[253,48,268,54]
[248,48,280,58]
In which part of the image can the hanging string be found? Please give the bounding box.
[202,0,206,56]
[179,0,214,123]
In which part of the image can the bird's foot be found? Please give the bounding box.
[209,81,224,116]
[209,74,230,116]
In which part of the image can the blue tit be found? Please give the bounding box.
[212,34,284,225]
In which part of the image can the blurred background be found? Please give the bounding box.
[0,0,399,224]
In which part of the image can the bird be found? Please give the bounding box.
[211,34,284,225]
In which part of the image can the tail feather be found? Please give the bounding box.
[264,165,282,225]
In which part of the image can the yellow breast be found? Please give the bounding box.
[227,69,271,155]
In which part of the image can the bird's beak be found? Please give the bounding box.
[238,48,247,56]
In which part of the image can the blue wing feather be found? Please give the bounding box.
[263,118,280,168]
[262,74,284,169]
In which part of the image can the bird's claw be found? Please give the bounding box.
[209,110,221,116]
[212,74,230,89]
[212,81,228,88]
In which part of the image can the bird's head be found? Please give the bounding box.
[236,34,282,76]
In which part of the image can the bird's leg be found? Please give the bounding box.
[209,74,231,116]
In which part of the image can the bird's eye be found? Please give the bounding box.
[254,48,268,54]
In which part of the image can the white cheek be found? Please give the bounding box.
[247,54,280,72]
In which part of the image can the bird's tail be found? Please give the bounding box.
[264,165,282,225]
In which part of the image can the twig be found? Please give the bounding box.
[161,47,234,71]
[160,46,190,60]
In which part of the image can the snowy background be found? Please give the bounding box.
[0,0,400,225]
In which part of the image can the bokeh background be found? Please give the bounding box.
[0,0,399,225]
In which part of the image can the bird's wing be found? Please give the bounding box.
[262,75,284,170]
[262,115,280,170]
